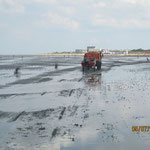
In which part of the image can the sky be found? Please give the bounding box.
[0,0,150,54]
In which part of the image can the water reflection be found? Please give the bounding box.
[87,74,101,87]
[14,73,21,78]
[83,71,102,88]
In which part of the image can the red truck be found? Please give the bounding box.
[81,52,103,71]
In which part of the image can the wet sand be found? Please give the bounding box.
[0,55,150,150]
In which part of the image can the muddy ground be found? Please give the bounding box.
[0,55,150,150]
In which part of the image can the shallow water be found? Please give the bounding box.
[0,55,150,150]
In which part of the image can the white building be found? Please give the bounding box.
[75,49,87,53]
[87,46,101,52]
[102,49,112,54]
[87,46,95,51]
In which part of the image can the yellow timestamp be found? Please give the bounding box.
[132,126,150,132]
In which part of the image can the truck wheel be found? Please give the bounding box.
[83,65,88,72]
[82,67,84,72]
[96,62,101,70]
[86,63,89,70]
[94,66,96,71]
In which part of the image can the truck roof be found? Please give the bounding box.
[84,52,101,59]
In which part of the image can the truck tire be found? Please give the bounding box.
[85,62,89,70]
[96,61,101,70]
[82,67,84,72]
[94,66,96,71]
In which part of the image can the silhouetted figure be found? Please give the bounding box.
[55,63,58,69]
[14,67,20,75]
[147,57,149,62]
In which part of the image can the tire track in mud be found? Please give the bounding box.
[0,86,85,100]
[0,106,79,122]
[0,84,92,144]
[59,88,85,98]
[51,127,60,139]
[54,83,97,142]
[59,107,66,119]
[0,92,53,99]
[9,111,25,122]
[0,67,114,144]
[0,105,81,145]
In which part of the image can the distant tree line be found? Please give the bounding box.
[129,48,150,53]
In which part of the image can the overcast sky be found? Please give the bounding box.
[0,0,150,54]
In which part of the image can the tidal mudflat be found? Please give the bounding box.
[0,55,150,150]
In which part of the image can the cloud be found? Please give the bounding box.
[0,0,25,13]
[118,0,137,5]
[0,0,58,13]
[92,14,150,29]
[1,0,150,32]
[92,14,118,27]
[93,2,107,8]
[39,12,79,30]
[62,0,93,5]
[31,0,58,4]
[90,0,150,29]
[116,0,150,6]
[58,6,76,16]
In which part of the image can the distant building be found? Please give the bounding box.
[110,50,128,54]
[87,46,101,52]
[87,46,96,52]
[75,49,87,53]
[102,49,111,54]
[76,46,102,53]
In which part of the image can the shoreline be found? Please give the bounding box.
[39,53,150,56]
